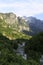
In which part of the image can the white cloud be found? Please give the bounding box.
[0,1,43,16]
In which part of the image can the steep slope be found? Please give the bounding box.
[23,16,43,35]
[25,32,43,62]
[0,13,30,40]
[0,34,40,65]
[0,13,29,32]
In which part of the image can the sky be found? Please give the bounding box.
[0,0,43,20]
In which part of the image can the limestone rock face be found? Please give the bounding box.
[0,13,29,32]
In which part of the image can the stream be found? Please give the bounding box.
[16,42,27,60]
[40,55,43,65]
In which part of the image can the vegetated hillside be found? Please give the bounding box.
[0,33,40,65]
[25,32,43,63]
[23,16,43,35]
[0,13,31,40]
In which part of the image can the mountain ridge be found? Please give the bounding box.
[0,13,43,36]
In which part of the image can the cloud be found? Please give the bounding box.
[0,0,43,16]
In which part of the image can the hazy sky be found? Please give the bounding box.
[0,0,43,18]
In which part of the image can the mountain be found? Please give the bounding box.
[0,13,43,37]
[0,13,43,65]
[0,13,29,32]
[23,16,43,35]
[0,13,30,40]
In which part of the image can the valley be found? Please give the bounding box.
[0,13,43,65]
